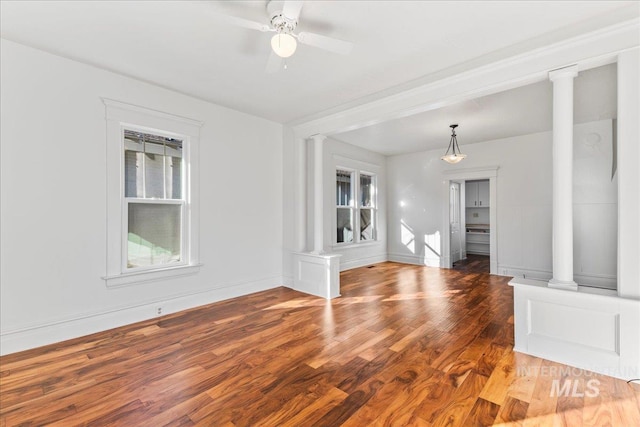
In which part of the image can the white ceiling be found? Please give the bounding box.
[0,1,636,155]
[333,63,618,155]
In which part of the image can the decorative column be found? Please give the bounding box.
[292,133,341,299]
[311,134,326,254]
[294,137,307,252]
[548,65,578,291]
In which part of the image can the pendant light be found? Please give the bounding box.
[440,124,467,164]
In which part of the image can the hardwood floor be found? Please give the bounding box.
[1,262,639,426]
[453,254,490,274]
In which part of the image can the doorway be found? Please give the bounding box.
[456,179,491,273]
[443,167,498,275]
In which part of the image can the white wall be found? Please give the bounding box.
[617,48,640,299]
[387,122,617,288]
[573,120,617,289]
[465,207,490,224]
[323,138,388,271]
[388,131,552,271]
[0,39,284,354]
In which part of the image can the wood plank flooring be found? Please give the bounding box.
[453,255,490,274]
[1,262,639,426]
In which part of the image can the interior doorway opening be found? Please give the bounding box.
[443,167,498,275]
[456,179,490,274]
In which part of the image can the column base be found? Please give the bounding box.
[548,278,578,291]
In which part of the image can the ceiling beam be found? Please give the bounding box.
[290,18,639,139]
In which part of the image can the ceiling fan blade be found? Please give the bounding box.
[217,13,272,32]
[265,50,284,73]
[282,1,304,21]
[297,32,354,55]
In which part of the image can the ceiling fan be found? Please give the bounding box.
[217,0,354,72]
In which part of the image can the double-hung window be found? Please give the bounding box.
[124,130,184,269]
[103,99,201,287]
[335,168,377,245]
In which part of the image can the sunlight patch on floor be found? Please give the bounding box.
[382,289,462,302]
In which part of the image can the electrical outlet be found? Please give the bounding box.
[156,307,162,316]
[473,212,479,218]
[501,268,508,275]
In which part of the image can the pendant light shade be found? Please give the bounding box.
[441,124,467,164]
[271,33,297,58]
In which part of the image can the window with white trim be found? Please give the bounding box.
[335,168,377,245]
[103,99,201,287]
[124,130,184,269]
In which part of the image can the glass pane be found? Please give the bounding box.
[360,174,374,207]
[128,203,181,268]
[360,208,375,241]
[166,156,182,199]
[336,170,352,206]
[123,130,182,200]
[124,150,143,197]
[337,208,353,243]
[144,151,165,199]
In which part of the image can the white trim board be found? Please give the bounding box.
[388,252,442,268]
[339,253,388,272]
[0,276,283,355]
[500,266,617,290]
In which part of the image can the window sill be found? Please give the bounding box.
[103,264,202,288]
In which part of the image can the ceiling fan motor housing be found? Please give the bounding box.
[268,0,297,34]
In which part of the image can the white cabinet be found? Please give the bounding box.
[466,224,490,255]
[478,180,489,207]
[465,180,489,207]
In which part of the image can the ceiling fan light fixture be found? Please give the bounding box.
[440,124,467,164]
[271,33,297,58]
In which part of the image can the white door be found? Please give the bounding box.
[450,182,462,263]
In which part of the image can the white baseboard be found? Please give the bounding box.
[0,276,283,356]
[388,252,441,268]
[340,253,388,271]
[282,275,293,288]
[497,265,552,279]
[498,265,617,289]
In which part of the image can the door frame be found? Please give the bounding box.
[442,166,499,274]
[449,180,465,264]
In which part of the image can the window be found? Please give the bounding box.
[335,168,377,245]
[124,130,183,269]
[103,99,202,287]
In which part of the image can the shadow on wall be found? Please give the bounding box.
[400,219,441,266]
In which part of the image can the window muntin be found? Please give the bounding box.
[123,129,186,270]
[335,169,376,245]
